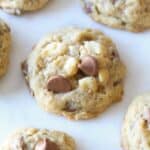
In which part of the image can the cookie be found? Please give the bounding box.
[1,128,75,150]
[0,0,49,15]
[0,19,11,78]
[80,0,150,32]
[22,27,126,120]
[121,94,150,150]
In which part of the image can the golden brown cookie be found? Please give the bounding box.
[122,94,150,150]
[0,0,49,15]
[80,0,150,32]
[22,27,126,120]
[1,128,75,150]
[0,19,11,78]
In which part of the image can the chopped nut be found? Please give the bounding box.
[79,77,98,92]
[63,57,79,76]
[98,69,109,85]
[42,42,67,56]
[84,41,105,54]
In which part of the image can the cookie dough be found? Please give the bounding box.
[22,27,126,120]
[1,128,75,150]
[0,0,49,15]
[0,19,11,78]
[80,0,150,32]
[121,94,150,150]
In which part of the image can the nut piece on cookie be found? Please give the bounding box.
[1,128,76,150]
[84,41,105,55]
[22,27,126,120]
[0,19,11,78]
[79,77,98,92]
[121,94,150,150]
[80,0,150,32]
[98,69,110,85]
[0,0,49,15]
[64,57,79,77]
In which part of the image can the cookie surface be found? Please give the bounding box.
[81,0,150,32]
[122,94,150,150]
[1,128,75,150]
[0,19,11,78]
[22,27,126,120]
[0,0,49,15]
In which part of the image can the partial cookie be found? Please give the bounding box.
[80,0,150,32]
[22,27,126,120]
[1,128,75,150]
[0,19,11,78]
[121,94,150,150]
[0,0,49,15]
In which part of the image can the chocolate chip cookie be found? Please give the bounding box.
[22,27,126,120]
[0,19,11,78]
[80,0,150,32]
[1,128,75,150]
[122,94,150,150]
[0,0,49,15]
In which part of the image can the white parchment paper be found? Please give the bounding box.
[0,0,150,149]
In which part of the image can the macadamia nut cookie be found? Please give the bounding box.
[80,0,150,32]
[0,0,49,15]
[0,19,11,78]
[22,27,126,120]
[0,128,75,150]
[122,94,150,150]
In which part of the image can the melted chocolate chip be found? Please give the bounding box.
[35,138,59,150]
[78,56,99,76]
[47,75,72,93]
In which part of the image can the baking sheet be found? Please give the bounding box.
[0,0,150,149]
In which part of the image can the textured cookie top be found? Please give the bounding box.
[0,19,11,77]
[0,0,49,15]
[122,94,150,150]
[81,0,150,32]
[1,128,75,150]
[22,27,126,120]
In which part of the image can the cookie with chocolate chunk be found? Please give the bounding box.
[80,0,150,32]
[22,27,126,120]
[0,19,11,78]
[0,0,49,15]
[121,94,150,150]
[1,128,75,150]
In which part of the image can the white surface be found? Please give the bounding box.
[0,0,150,149]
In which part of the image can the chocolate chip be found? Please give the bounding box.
[35,138,59,150]
[47,75,72,93]
[21,61,28,77]
[84,2,93,13]
[112,0,118,4]
[21,61,34,96]
[79,56,98,76]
